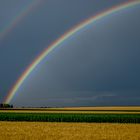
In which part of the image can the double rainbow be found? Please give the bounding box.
[4,0,140,103]
[0,0,42,40]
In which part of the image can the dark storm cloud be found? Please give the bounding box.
[0,0,129,102]
[0,0,139,106]
[10,4,140,107]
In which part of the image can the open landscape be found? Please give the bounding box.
[1,1,140,140]
[0,107,140,139]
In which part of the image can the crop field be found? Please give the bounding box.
[0,122,140,140]
[1,106,140,110]
[0,107,140,123]
[1,106,140,114]
[0,112,140,123]
[0,107,140,139]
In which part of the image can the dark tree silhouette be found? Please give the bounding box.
[0,103,13,108]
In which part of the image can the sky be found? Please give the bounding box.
[0,0,140,107]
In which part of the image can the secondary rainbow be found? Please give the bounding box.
[4,0,140,103]
[0,0,42,40]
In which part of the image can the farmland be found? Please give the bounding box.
[1,106,140,113]
[0,107,140,123]
[0,112,140,123]
[0,122,140,140]
[0,107,140,139]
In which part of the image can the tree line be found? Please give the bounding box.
[0,103,13,108]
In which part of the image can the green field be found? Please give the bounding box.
[0,112,140,123]
[1,107,140,123]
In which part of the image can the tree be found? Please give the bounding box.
[0,103,13,108]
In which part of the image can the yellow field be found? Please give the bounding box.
[2,106,140,110]
[0,122,140,140]
[57,106,140,110]
[1,110,140,114]
[1,106,140,114]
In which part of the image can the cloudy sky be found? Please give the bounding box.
[0,0,140,107]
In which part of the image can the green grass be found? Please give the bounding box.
[0,112,140,123]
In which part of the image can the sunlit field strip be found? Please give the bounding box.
[1,107,140,114]
[0,122,140,140]
[1,106,140,110]
[1,110,140,114]
[61,106,140,110]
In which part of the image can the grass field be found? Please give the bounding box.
[0,112,140,123]
[0,122,140,140]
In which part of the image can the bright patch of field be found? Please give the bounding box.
[0,122,140,140]
[1,110,140,114]
[62,106,140,110]
[1,106,140,114]
[1,106,140,110]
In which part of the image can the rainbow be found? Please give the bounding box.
[4,0,140,103]
[0,0,42,40]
